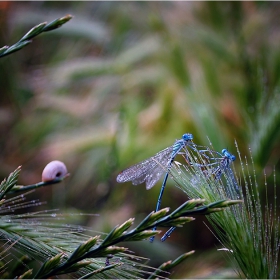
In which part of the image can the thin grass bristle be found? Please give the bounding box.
[169,140,280,278]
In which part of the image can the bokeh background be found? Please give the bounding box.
[1,2,280,278]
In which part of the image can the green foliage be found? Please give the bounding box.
[170,143,280,278]
[0,15,72,58]
[0,166,21,200]
[0,168,161,278]
[148,250,195,279]
[0,165,239,278]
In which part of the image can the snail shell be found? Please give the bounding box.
[42,160,68,182]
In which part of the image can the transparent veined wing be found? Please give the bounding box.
[117,146,174,190]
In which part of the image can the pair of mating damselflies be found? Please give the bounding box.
[116,133,239,242]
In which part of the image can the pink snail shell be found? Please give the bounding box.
[42,160,68,182]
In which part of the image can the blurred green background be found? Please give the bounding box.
[1,1,280,278]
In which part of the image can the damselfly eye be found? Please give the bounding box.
[222,148,228,155]
[182,133,193,141]
[222,149,236,161]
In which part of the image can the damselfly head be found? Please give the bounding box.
[182,133,193,141]
[222,149,236,161]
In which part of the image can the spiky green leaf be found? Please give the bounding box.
[18,269,33,279]
[125,230,161,241]
[0,166,21,199]
[61,261,92,274]
[66,236,100,264]
[35,253,63,278]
